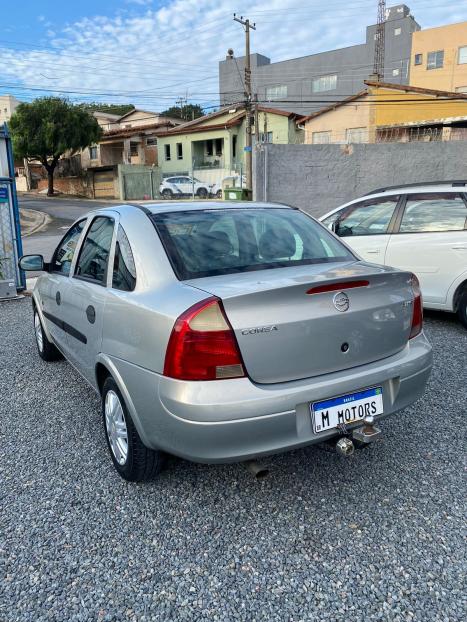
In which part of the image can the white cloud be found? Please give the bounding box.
[1,1,465,111]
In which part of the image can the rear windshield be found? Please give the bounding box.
[151,208,355,280]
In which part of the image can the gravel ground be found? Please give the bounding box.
[1,299,466,622]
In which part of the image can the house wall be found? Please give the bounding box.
[303,101,372,144]
[158,129,234,174]
[119,111,180,128]
[219,5,419,114]
[371,86,467,126]
[410,22,467,92]
[253,142,467,216]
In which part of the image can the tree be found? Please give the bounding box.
[9,97,102,196]
[161,103,204,121]
[79,102,135,117]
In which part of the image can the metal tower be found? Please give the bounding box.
[373,0,386,80]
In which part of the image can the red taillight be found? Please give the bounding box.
[409,274,423,339]
[164,297,245,381]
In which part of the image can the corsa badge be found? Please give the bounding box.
[333,292,350,312]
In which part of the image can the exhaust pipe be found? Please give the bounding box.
[244,460,269,479]
[336,437,355,457]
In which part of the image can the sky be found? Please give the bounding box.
[1,0,466,112]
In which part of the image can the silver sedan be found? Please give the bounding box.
[19,202,432,481]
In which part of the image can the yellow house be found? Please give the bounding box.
[298,81,467,144]
[410,21,467,93]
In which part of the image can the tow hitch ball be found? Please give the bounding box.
[336,415,382,457]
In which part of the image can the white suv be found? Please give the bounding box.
[320,181,467,327]
[160,176,213,199]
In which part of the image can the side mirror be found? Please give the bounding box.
[18,254,45,271]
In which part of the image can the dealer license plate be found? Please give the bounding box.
[311,387,383,434]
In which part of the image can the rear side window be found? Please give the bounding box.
[151,208,354,280]
[75,216,114,284]
[399,193,467,233]
[112,225,136,291]
[335,196,400,236]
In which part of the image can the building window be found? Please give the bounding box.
[260,131,273,143]
[232,135,237,159]
[392,68,400,76]
[206,139,213,156]
[346,128,367,144]
[130,142,138,156]
[455,86,467,93]
[164,144,171,161]
[176,143,183,160]
[312,74,337,93]
[414,53,423,66]
[89,145,98,160]
[459,46,467,64]
[215,138,223,156]
[312,131,331,144]
[146,137,157,146]
[265,84,287,100]
[394,27,401,36]
[427,50,444,70]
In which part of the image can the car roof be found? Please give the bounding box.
[319,181,467,220]
[367,181,467,195]
[145,201,294,214]
[84,201,297,220]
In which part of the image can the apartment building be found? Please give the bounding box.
[0,95,21,125]
[219,5,420,114]
[409,21,467,93]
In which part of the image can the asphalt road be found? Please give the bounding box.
[1,299,466,621]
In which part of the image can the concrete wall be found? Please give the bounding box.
[37,176,93,198]
[253,141,467,216]
[219,5,420,114]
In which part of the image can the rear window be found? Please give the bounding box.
[151,208,355,280]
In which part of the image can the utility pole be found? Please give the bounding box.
[233,14,256,193]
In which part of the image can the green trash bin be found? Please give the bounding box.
[223,187,252,201]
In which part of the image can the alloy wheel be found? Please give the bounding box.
[34,313,44,353]
[104,390,129,465]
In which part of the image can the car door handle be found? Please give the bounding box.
[366,250,380,255]
[451,245,467,250]
[56,291,61,305]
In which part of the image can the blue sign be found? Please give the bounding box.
[0,186,8,202]
[243,146,252,152]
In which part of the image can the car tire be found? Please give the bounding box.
[197,187,208,199]
[102,377,165,481]
[161,189,173,199]
[33,309,62,361]
[216,190,222,199]
[456,288,467,328]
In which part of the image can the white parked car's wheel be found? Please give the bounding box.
[161,188,173,199]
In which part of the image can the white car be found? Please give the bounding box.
[160,176,213,199]
[319,181,467,327]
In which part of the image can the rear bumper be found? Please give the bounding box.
[109,333,432,463]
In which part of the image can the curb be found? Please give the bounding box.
[20,208,51,237]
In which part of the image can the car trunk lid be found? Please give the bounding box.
[186,262,414,384]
